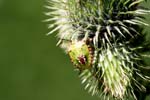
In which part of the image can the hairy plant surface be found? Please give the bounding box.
[45,0,150,99]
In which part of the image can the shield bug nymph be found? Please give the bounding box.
[68,40,94,70]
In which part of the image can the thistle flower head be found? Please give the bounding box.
[46,0,150,99]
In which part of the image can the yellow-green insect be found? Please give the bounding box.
[68,40,93,70]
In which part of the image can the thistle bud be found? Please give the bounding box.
[46,0,150,99]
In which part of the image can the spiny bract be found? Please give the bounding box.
[45,0,150,100]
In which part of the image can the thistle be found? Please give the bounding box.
[45,0,150,99]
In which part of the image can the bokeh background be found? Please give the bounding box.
[0,0,150,100]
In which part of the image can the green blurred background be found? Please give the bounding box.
[0,0,150,100]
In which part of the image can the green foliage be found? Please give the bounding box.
[46,0,150,99]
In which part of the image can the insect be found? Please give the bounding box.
[68,40,93,70]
